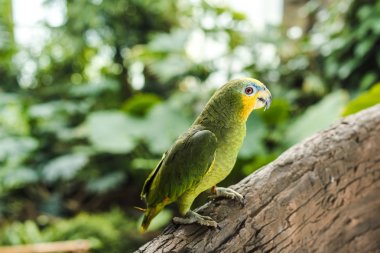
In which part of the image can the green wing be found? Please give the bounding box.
[141,127,217,206]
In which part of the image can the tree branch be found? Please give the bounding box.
[137,104,380,253]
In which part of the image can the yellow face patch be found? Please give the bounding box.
[240,93,259,121]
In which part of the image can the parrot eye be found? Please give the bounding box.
[244,86,255,95]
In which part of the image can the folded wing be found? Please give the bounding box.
[141,127,217,207]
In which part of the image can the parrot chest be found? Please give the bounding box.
[193,124,246,192]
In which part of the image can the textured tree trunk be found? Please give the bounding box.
[137,105,380,253]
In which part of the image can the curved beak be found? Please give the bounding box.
[252,85,272,111]
[260,86,272,111]
[264,95,272,111]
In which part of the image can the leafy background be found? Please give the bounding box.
[0,0,380,252]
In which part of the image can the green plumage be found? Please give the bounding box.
[141,126,217,205]
[140,78,272,231]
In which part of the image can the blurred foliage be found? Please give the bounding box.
[0,209,165,252]
[342,82,380,116]
[0,0,379,251]
[320,0,380,91]
[0,0,19,90]
[284,90,349,145]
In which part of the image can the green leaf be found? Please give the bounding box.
[3,167,38,189]
[354,37,376,58]
[0,94,30,136]
[69,79,118,97]
[242,153,278,175]
[149,55,192,82]
[231,11,247,21]
[43,154,89,182]
[338,59,357,79]
[148,29,189,53]
[131,158,160,170]
[284,90,349,145]
[122,93,162,117]
[144,103,191,154]
[257,98,290,126]
[28,101,89,134]
[0,137,38,162]
[86,172,125,193]
[86,103,191,155]
[239,116,267,158]
[85,111,142,154]
[23,221,44,243]
[342,83,380,116]
[303,74,326,96]
[371,16,380,34]
[359,72,377,90]
[357,5,372,20]
[0,220,44,245]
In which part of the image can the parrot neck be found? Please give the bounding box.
[194,92,246,128]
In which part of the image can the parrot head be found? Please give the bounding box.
[238,77,271,108]
[198,77,272,124]
[224,77,272,121]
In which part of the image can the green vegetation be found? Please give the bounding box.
[0,0,379,251]
[0,209,153,252]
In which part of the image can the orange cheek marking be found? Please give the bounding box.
[240,95,258,121]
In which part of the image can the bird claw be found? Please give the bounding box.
[173,210,218,228]
[208,187,246,206]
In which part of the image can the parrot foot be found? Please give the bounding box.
[209,187,246,205]
[173,210,217,228]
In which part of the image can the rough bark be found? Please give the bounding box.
[137,105,380,253]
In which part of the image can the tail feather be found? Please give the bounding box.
[140,207,160,232]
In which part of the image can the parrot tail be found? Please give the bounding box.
[140,206,160,232]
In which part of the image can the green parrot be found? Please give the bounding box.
[140,77,272,231]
